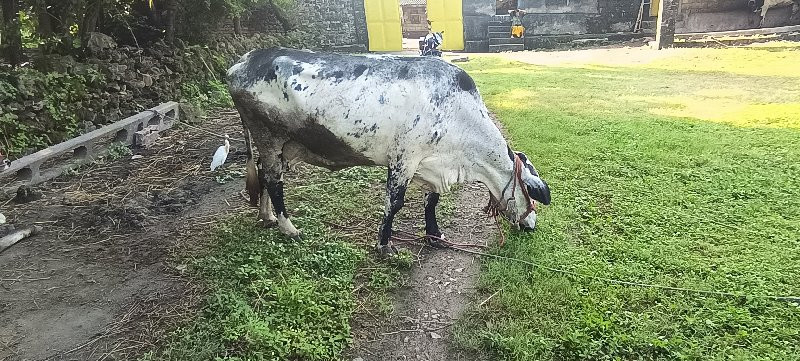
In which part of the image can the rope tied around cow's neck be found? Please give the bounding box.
[483,153,538,246]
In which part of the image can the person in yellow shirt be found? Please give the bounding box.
[509,9,527,38]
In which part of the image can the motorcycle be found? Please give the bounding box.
[419,31,444,57]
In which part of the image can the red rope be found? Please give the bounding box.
[390,229,487,248]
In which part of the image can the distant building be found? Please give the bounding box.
[400,0,429,38]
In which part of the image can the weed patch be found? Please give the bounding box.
[142,166,412,360]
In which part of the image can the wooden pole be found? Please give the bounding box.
[0,226,43,254]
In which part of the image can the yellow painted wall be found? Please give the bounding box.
[650,0,661,17]
[427,0,464,51]
[365,0,403,51]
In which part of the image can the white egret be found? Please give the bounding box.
[1,151,9,171]
[210,134,230,171]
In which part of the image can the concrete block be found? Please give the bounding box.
[523,14,592,35]
[135,125,161,148]
[490,37,525,45]
[489,43,525,52]
[465,40,489,52]
[464,15,490,40]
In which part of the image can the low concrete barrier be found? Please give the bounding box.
[0,102,180,192]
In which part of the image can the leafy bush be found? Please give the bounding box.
[0,32,309,158]
[0,68,89,155]
[181,79,233,110]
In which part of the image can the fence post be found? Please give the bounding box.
[655,0,679,49]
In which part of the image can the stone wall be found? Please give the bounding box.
[0,34,296,157]
[464,0,639,51]
[463,0,495,51]
[207,0,368,52]
[211,9,285,37]
[519,0,599,14]
[518,0,639,34]
[296,0,368,52]
[675,0,797,32]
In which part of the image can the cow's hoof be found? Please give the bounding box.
[261,218,278,228]
[375,244,398,257]
[425,234,447,249]
[289,233,304,241]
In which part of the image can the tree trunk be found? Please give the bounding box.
[35,0,53,37]
[47,0,66,34]
[1,0,23,65]
[164,0,176,43]
[79,0,102,47]
[53,0,78,54]
[233,16,242,35]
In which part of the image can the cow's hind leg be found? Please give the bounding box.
[256,157,278,228]
[424,192,446,249]
[259,151,302,239]
[376,165,412,256]
[244,128,261,207]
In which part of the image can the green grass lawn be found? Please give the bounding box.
[456,45,800,360]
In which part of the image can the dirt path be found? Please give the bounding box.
[351,183,494,361]
[0,110,247,360]
[473,41,681,66]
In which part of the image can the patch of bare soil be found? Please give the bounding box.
[350,183,494,361]
[0,110,249,360]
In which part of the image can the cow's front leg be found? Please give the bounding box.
[424,192,446,248]
[376,165,411,256]
[259,153,302,239]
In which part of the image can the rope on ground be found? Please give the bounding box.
[444,244,800,303]
[379,224,800,303]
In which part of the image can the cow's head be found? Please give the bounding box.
[497,150,551,231]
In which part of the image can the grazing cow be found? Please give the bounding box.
[749,0,800,26]
[227,48,551,254]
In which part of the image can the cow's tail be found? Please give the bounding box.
[244,127,261,207]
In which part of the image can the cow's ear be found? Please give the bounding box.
[522,172,551,205]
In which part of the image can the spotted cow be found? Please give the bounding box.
[226,48,551,254]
